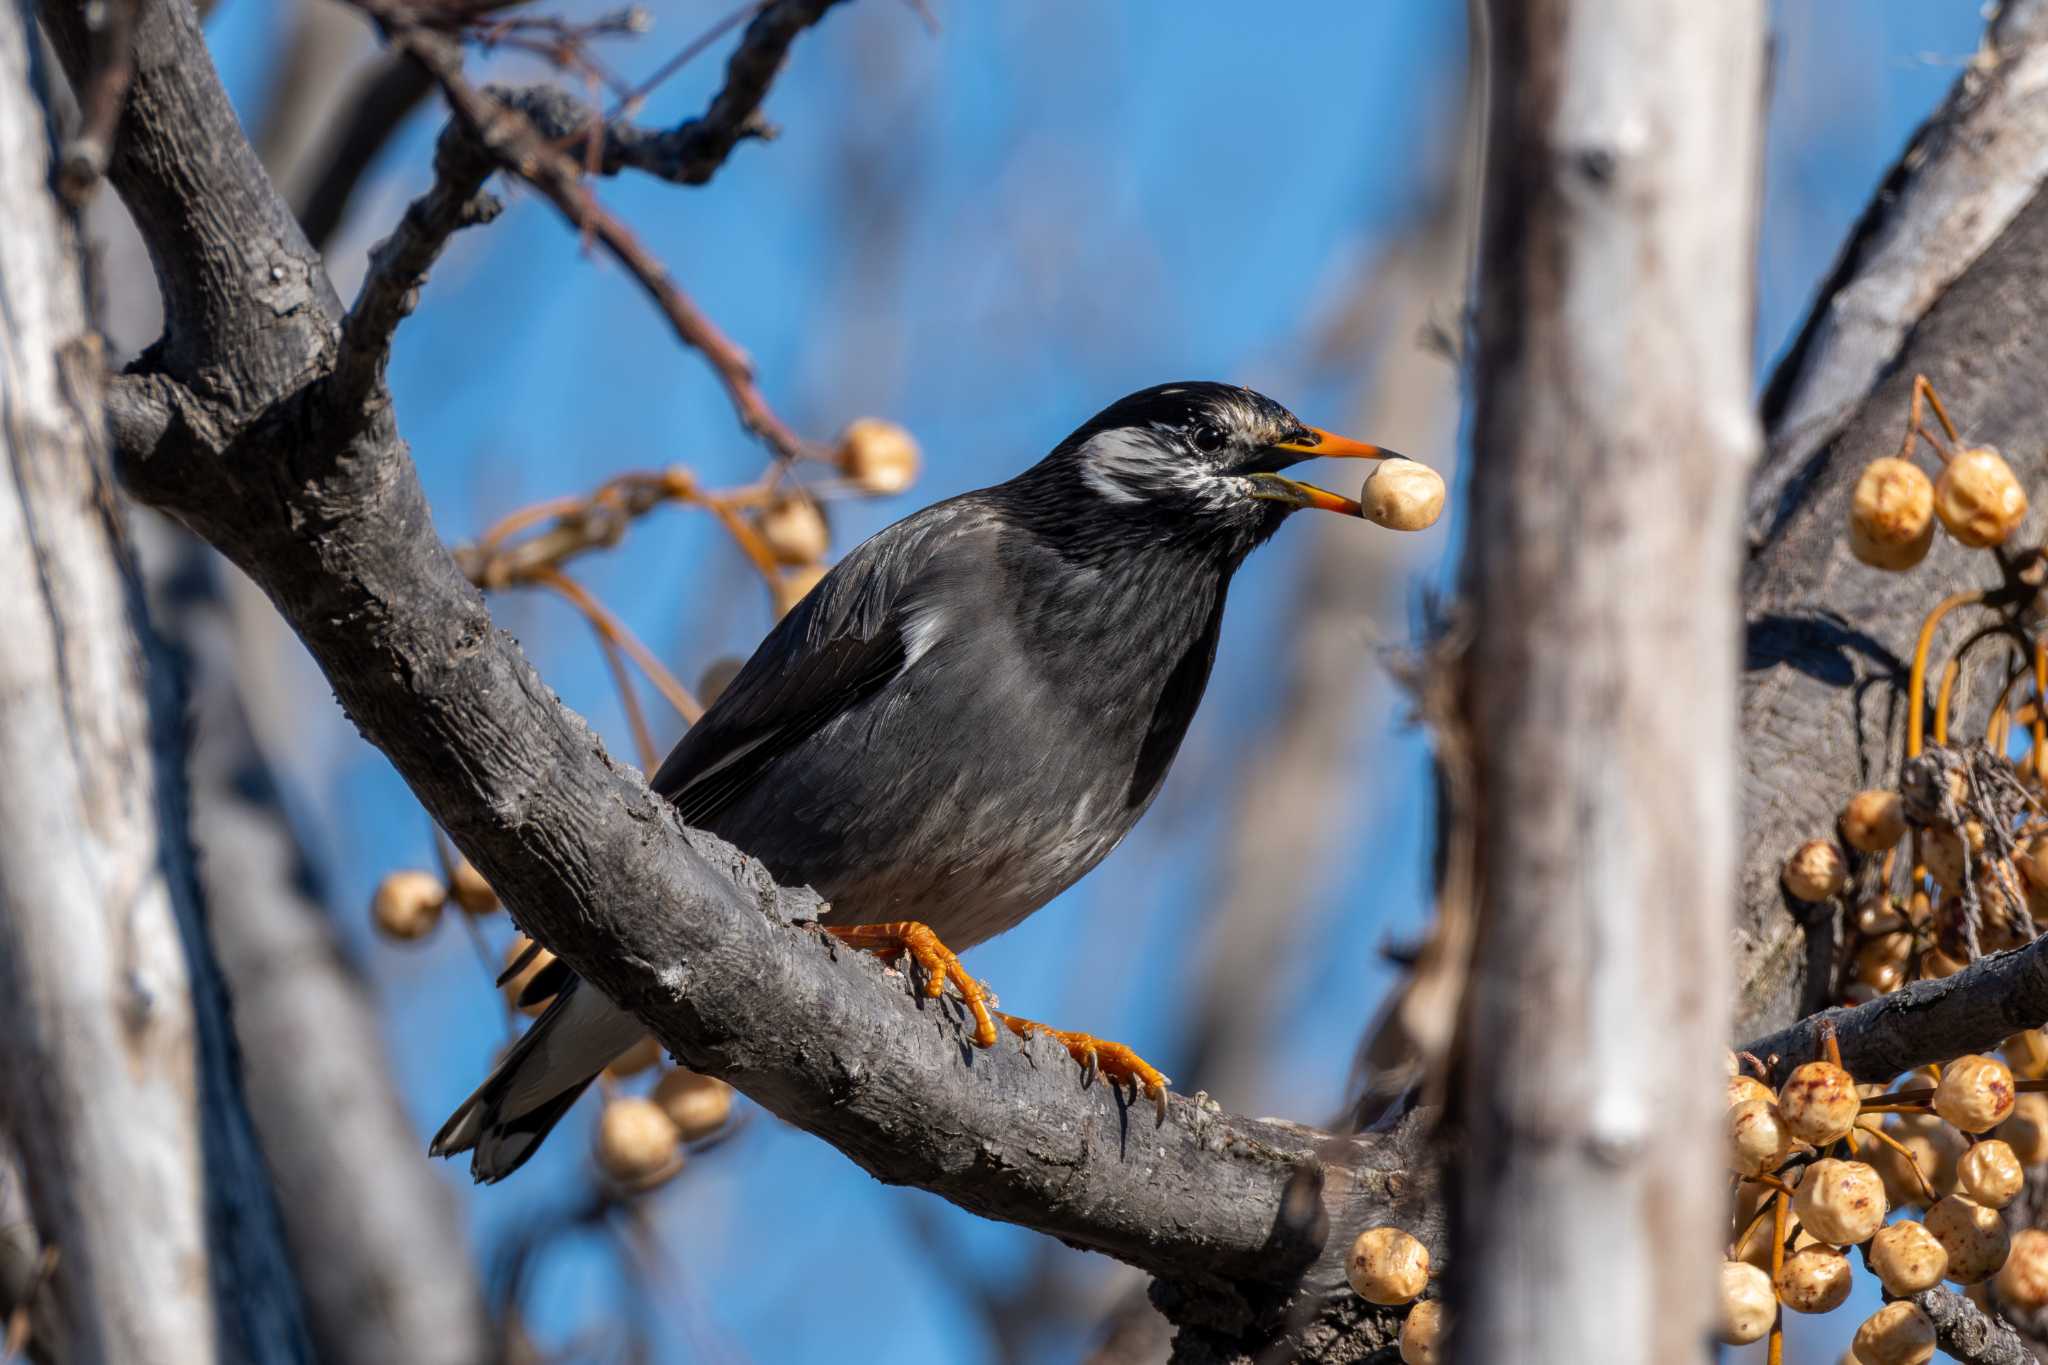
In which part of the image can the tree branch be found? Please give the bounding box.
[31,0,1442,1356]
[1914,1286,2035,1365]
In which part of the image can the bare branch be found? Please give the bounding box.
[31,0,1442,1355]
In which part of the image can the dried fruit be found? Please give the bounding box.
[371,869,445,941]
[1783,840,1848,902]
[2019,832,2048,891]
[1779,1061,1860,1146]
[604,1034,663,1079]
[1347,1226,1429,1305]
[1360,459,1445,532]
[1925,1193,2010,1283]
[2000,1092,2048,1163]
[1996,1228,2048,1312]
[595,1096,680,1184]
[1924,820,1985,888]
[772,563,828,619]
[1870,1219,1948,1295]
[1774,1244,1851,1313]
[1959,1138,2025,1208]
[1728,1098,1793,1176]
[1841,790,1907,853]
[1852,1301,1935,1365]
[1854,898,1907,937]
[651,1069,734,1141]
[1398,1300,1444,1365]
[1935,445,2027,549]
[1849,457,1936,570]
[755,493,830,566]
[1792,1158,1887,1245]
[500,934,557,1018]
[1921,945,1968,980]
[1934,1054,2016,1132]
[447,856,498,916]
[836,418,920,495]
[1716,1260,1775,1346]
[1726,1074,1773,1111]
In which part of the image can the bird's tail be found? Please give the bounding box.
[431,977,647,1183]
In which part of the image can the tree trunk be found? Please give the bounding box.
[1450,3,1763,1360]
[0,1,310,1358]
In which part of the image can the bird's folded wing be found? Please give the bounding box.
[649,496,991,828]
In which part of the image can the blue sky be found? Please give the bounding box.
[193,2,1991,1361]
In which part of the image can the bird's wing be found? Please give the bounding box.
[650,495,992,828]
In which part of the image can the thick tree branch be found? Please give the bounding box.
[31,0,1441,1356]
[1915,1286,2035,1365]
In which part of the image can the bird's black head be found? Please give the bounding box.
[1034,382,1397,539]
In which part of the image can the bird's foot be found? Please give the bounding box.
[824,921,999,1048]
[1002,1014,1170,1124]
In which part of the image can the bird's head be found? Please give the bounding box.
[1042,382,1397,540]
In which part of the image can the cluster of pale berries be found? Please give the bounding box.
[370,861,734,1187]
[1718,1047,2048,1363]
[1343,1225,1441,1364]
[757,419,921,616]
[1848,439,2027,570]
[1782,783,2048,1000]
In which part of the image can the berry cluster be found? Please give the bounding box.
[1345,1225,1440,1363]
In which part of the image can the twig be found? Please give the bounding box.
[1914,1286,2033,1365]
[56,0,137,204]
[332,119,504,418]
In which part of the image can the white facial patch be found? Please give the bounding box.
[1076,427,1232,508]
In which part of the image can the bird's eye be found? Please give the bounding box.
[1191,423,1225,454]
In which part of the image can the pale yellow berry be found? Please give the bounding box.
[500,934,557,1018]
[1854,898,1908,937]
[594,1096,680,1184]
[1774,1244,1852,1313]
[755,493,829,566]
[1360,459,1444,532]
[1999,1092,2048,1163]
[1728,1099,1793,1176]
[371,869,446,941]
[1850,457,1937,570]
[836,418,920,495]
[1923,820,1984,888]
[447,856,498,916]
[1397,1299,1445,1365]
[1347,1226,1429,1305]
[1925,1193,2011,1283]
[1870,1219,1948,1295]
[604,1034,663,1079]
[1935,1055,2016,1133]
[1726,1074,1773,1112]
[1852,1301,1935,1365]
[771,563,828,619]
[1792,1158,1887,1245]
[651,1069,734,1141]
[1959,1138,2025,1208]
[1716,1260,1775,1346]
[1783,840,1848,903]
[2018,832,2048,891]
[1996,1227,2048,1311]
[1841,789,1908,853]
[1779,1061,1860,1146]
[1935,446,2028,549]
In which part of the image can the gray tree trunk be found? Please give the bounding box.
[1451,3,1763,1361]
[0,0,310,1360]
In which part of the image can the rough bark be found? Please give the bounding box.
[1450,4,1762,1363]
[1737,0,2048,1037]
[0,0,309,1357]
[24,0,1443,1358]
[142,525,497,1365]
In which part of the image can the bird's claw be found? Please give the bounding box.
[824,921,999,1048]
[1002,1014,1170,1125]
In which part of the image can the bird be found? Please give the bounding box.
[433,381,1402,1181]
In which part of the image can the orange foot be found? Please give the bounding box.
[825,921,998,1048]
[1003,1013,1171,1124]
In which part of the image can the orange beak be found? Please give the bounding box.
[1273,426,1400,461]
[1245,472,1363,517]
